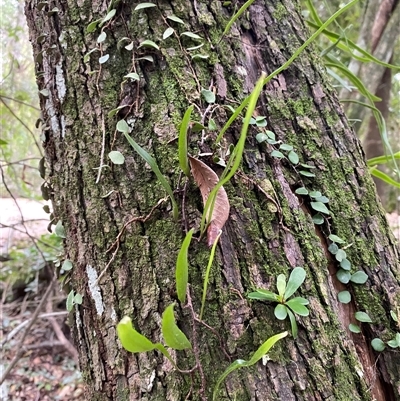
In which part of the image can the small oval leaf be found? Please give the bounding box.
[116,119,129,133]
[201,89,215,104]
[350,271,368,284]
[97,31,106,43]
[271,150,285,159]
[163,27,174,39]
[279,143,293,151]
[340,258,351,270]
[335,249,347,262]
[288,151,299,164]
[108,151,125,165]
[371,338,385,352]
[99,54,110,64]
[338,290,351,304]
[310,201,330,215]
[62,259,73,271]
[329,234,346,244]
[274,304,288,320]
[349,323,361,333]
[55,220,66,238]
[312,214,324,225]
[355,311,372,323]
[336,269,351,284]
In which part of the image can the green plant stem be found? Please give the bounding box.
[199,230,221,320]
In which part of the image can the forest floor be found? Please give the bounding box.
[0,198,399,400]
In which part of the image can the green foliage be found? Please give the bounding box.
[118,120,179,220]
[178,105,193,177]
[161,304,192,350]
[212,331,288,401]
[200,72,266,233]
[199,230,222,320]
[248,267,309,338]
[66,290,83,312]
[0,233,62,288]
[219,0,256,43]
[305,0,400,189]
[175,229,194,304]
[117,306,192,366]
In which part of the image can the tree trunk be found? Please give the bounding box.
[24,1,400,400]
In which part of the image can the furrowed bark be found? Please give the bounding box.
[24,0,400,400]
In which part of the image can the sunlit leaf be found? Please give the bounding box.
[117,316,155,352]
[101,9,116,24]
[99,54,109,64]
[161,304,191,350]
[97,31,106,43]
[163,27,174,39]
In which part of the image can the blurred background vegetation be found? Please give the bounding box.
[0,0,398,399]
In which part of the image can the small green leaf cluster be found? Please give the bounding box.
[370,312,400,352]
[85,1,209,76]
[248,267,309,339]
[117,303,191,367]
[66,290,83,312]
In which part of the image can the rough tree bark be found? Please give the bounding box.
[24,1,400,400]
